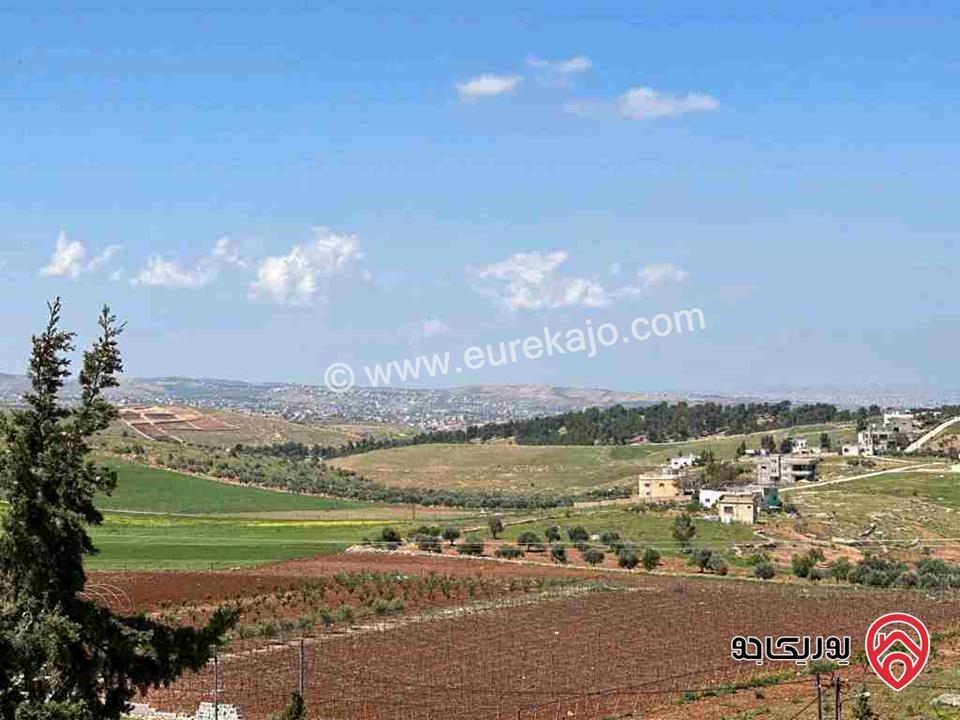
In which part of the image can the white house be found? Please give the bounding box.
[698,489,724,509]
[670,455,697,471]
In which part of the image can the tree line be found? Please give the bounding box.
[230,400,881,461]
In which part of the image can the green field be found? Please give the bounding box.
[94,457,363,514]
[768,467,960,544]
[333,443,645,493]
[87,514,386,570]
[333,424,856,496]
[810,468,960,507]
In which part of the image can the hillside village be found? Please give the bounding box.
[632,409,945,525]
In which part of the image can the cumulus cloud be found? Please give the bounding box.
[134,256,215,288]
[132,237,246,288]
[248,227,359,306]
[40,231,86,278]
[40,230,121,278]
[471,251,611,312]
[87,245,122,272]
[456,73,522,101]
[618,87,718,119]
[211,236,249,269]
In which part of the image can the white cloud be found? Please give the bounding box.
[134,256,215,288]
[40,230,122,278]
[87,244,122,272]
[456,73,522,101]
[637,262,689,287]
[618,263,690,297]
[248,227,359,306]
[212,236,248,268]
[417,318,450,340]
[472,250,610,312]
[41,230,86,278]
[132,237,251,288]
[527,54,592,76]
[618,87,719,120]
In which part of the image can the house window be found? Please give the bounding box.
[723,506,733,514]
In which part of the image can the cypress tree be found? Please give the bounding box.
[0,300,237,720]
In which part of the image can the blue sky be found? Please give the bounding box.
[1,2,957,393]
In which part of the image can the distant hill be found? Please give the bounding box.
[0,374,665,428]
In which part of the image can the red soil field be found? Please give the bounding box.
[89,552,608,612]
[136,571,960,720]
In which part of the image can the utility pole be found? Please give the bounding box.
[299,637,306,696]
[815,674,823,720]
[834,675,842,720]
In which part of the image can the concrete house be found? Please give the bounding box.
[636,469,685,502]
[857,425,907,456]
[717,493,759,524]
[883,411,915,435]
[754,454,818,486]
[698,489,725,509]
[670,455,697,471]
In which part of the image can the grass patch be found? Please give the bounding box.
[94,456,364,514]
[332,443,645,493]
[87,513,381,570]
[810,469,960,507]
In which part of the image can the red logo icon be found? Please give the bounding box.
[865,613,930,692]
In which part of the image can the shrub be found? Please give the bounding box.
[754,562,776,580]
[642,548,661,571]
[516,531,545,552]
[847,554,907,588]
[567,526,590,543]
[494,545,524,560]
[828,557,852,581]
[377,527,403,550]
[410,525,441,538]
[791,553,816,579]
[600,531,622,551]
[271,691,306,720]
[414,534,442,553]
[550,543,568,564]
[706,554,729,576]
[582,548,605,566]
[544,525,562,543]
[442,526,461,546]
[672,513,696,546]
[895,571,918,588]
[690,548,714,573]
[457,536,485,556]
[618,546,640,569]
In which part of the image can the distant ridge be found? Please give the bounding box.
[2,373,956,428]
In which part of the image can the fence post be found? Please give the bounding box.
[213,652,219,720]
